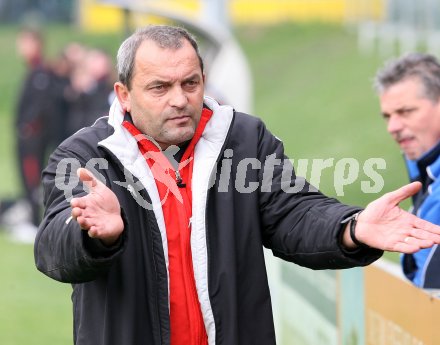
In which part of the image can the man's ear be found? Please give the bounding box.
[114,82,131,112]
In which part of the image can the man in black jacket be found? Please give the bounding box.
[1,27,62,243]
[35,25,440,345]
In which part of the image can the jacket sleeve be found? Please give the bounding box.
[34,144,127,283]
[256,122,383,269]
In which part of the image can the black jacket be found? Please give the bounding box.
[35,97,382,345]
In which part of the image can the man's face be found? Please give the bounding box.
[380,78,440,160]
[115,39,205,149]
[16,32,42,63]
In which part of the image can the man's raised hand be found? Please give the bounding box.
[70,168,124,246]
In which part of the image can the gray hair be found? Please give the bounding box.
[116,25,204,89]
[374,52,440,102]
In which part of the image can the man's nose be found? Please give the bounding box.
[169,86,188,108]
[387,115,404,134]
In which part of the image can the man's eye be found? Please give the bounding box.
[148,85,167,94]
[184,80,199,89]
[399,108,415,116]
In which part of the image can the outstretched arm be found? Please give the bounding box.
[342,182,440,253]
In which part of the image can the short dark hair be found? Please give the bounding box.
[117,25,204,89]
[374,52,440,102]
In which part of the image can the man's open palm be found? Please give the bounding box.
[70,168,124,246]
[355,182,440,253]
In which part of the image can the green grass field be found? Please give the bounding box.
[0,232,72,344]
[0,23,406,344]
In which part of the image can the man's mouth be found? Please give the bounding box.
[397,136,415,147]
[168,115,191,125]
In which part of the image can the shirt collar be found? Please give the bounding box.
[405,140,440,180]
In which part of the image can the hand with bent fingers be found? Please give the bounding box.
[349,182,440,253]
[70,168,124,246]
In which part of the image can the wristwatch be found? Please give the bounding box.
[342,211,367,247]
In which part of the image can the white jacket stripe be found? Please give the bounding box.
[192,97,234,344]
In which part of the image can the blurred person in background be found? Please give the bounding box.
[47,44,79,146]
[0,26,56,243]
[375,52,440,288]
[35,25,440,345]
[65,48,115,136]
[0,35,115,244]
